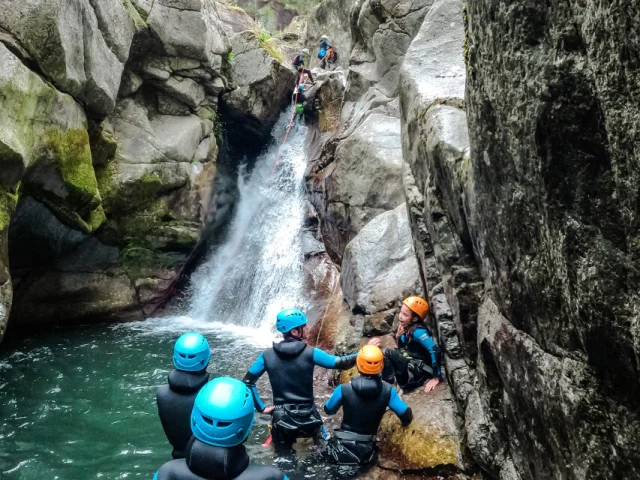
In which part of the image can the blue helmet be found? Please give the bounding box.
[173,333,210,372]
[298,84,305,91]
[276,308,307,333]
[191,377,255,447]
[152,472,158,480]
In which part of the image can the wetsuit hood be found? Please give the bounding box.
[168,369,210,394]
[186,439,250,479]
[272,338,307,357]
[351,375,383,399]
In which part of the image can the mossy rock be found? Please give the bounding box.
[0,186,19,232]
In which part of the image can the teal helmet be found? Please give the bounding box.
[191,377,255,447]
[276,308,307,333]
[173,333,210,372]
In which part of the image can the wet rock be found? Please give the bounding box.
[378,384,464,472]
[0,0,135,116]
[309,113,405,261]
[341,203,421,314]
[221,31,296,150]
[363,309,396,336]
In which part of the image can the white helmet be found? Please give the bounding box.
[302,48,310,55]
[320,35,328,41]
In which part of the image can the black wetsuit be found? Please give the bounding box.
[382,322,441,390]
[292,55,314,84]
[157,369,210,459]
[243,338,356,454]
[154,438,287,479]
[323,375,412,468]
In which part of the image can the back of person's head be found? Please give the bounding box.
[173,333,211,372]
[191,377,255,447]
[356,345,384,375]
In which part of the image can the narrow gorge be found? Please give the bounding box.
[0,0,639,479]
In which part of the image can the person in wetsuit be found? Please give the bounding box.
[157,333,211,459]
[153,377,288,480]
[293,84,306,116]
[292,49,314,85]
[323,345,413,475]
[318,35,336,69]
[242,308,357,457]
[369,296,442,393]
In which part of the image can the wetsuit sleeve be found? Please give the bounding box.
[388,388,413,426]
[414,328,441,377]
[312,348,357,370]
[324,385,343,415]
[242,353,266,412]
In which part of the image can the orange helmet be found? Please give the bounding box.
[403,296,429,319]
[357,345,384,375]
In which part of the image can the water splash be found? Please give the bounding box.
[186,113,309,330]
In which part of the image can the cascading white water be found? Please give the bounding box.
[186,112,309,331]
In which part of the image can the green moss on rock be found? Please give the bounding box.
[0,186,19,232]
[122,0,149,30]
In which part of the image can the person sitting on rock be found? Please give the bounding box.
[157,332,211,459]
[369,296,441,394]
[242,308,357,458]
[322,345,413,475]
[153,377,288,480]
[318,35,336,69]
[292,49,315,85]
[293,84,306,116]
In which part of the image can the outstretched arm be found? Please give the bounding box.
[312,348,357,370]
[388,388,413,426]
[324,385,343,415]
[242,353,267,412]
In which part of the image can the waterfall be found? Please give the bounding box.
[185,112,309,332]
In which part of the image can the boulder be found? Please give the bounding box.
[0,43,105,235]
[341,203,421,314]
[378,384,465,472]
[147,0,230,67]
[310,113,405,261]
[216,2,258,37]
[221,31,297,150]
[0,0,135,116]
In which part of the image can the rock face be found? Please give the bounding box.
[341,203,421,315]
[400,0,640,477]
[221,29,296,150]
[0,0,134,116]
[310,113,405,261]
[0,0,232,335]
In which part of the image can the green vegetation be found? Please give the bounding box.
[0,186,19,232]
[122,0,148,30]
[227,51,235,64]
[252,29,287,63]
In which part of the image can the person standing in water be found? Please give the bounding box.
[153,377,288,479]
[156,332,211,459]
[369,296,442,393]
[323,345,413,475]
[243,308,357,457]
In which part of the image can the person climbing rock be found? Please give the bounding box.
[243,308,357,457]
[322,345,413,475]
[369,296,442,393]
[293,84,306,116]
[292,49,314,85]
[157,333,211,459]
[153,377,288,480]
[318,35,337,69]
